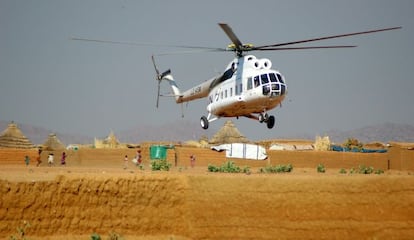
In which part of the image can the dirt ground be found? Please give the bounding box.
[1,148,414,239]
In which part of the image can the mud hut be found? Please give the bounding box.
[0,121,34,149]
[94,130,121,149]
[209,120,249,145]
[42,133,65,151]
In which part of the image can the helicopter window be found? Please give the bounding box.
[261,74,269,84]
[247,77,252,90]
[276,73,284,83]
[220,91,223,99]
[254,76,260,87]
[239,83,243,93]
[281,85,286,95]
[230,87,233,97]
[225,89,228,98]
[270,73,278,82]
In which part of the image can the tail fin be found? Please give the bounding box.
[151,55,181,107]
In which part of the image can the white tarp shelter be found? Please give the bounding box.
[211,143,267,160]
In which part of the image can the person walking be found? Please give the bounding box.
[61,152,67,166]
[123,155,128,169]
[36,148,42,167]
[24,155,30,166]
[48,153,54,166]
[137,150,142,165]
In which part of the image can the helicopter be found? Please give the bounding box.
[72,23,401,130]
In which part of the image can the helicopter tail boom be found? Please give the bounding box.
[160,73,212,104]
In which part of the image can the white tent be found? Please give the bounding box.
[211,143,267,160]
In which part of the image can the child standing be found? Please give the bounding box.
[124,155,128,169]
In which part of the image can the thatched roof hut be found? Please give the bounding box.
[0,122,34,149]
[42,133,65,151]
[94,130,121,149]
[209,120,249,144]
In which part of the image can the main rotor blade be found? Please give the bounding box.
[254,26,401,49]
[155,48,227,56]
[156,81,161,108]
[218,23,243,49]
[256,45,357,51]
[71,37,224,51]
[151,55,160,76]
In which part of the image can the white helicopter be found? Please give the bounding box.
[73,23,401,130]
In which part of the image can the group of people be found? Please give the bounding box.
[124,150,142,169]
[46,152,67,166]
[25,149,67,167]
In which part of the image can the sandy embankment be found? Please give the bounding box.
[1,165,414,239]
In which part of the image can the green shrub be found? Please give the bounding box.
[317,163,326,173]
[347,166,384,175]
[151,159,171,171]
[242,166,251,174]
[9,221,30,240]
[108,231,124,240]
[339,168,347,174]
[90,233,101,240]
[220,161,241,173]
[260,164,293,173]
[207,164,219,172]
[358,165,374,174]
[207,161,250,173]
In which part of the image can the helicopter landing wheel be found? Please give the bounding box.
[259,113,268,123]
[200,116,209,129]
[266,115,275,129]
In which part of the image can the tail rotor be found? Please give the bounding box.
[151,55,170,108]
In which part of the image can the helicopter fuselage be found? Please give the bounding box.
[161,54,287,129]
[207,55,287,118]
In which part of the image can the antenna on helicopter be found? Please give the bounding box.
[151,55,170,108]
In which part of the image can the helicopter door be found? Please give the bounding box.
[235,58,244,95]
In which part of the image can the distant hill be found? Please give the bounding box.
[1,120,413,145]
[324,122,414,144]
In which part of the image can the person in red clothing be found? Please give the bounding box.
[61,152,67,166]
[137,150,142,165]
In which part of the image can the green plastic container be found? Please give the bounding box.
[150,145,168,160]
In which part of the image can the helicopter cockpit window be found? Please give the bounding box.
[260,74,269,84]
[270,73,278,82]
[254,76,260,88]
[276,73,284,83]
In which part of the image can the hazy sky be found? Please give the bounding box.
[1,0,413,141]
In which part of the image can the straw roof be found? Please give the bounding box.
[209,120,249,144]
[42,133,65,151]
[0,122,35,149]
[94,130,121,148]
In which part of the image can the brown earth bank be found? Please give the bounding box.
[1,166,414,240]
[1,147,414,239]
